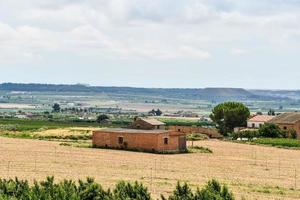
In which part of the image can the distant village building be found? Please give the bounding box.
[92,117,186,153]
[131,117,166,130]
[92,128,186,153]
[247,115,275,128]
[15,114,28,119]
[268,112,300,137]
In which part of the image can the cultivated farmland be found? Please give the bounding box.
[1,137,300,199]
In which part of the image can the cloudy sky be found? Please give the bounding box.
[0,0,299,89]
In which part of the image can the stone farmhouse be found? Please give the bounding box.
[92,117,186,153]
[268,112,300,138]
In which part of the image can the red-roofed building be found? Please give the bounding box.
[247,115,274,128]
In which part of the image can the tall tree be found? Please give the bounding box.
[96,114,109,123]
[210,102,250,135]
[52,103,61,112]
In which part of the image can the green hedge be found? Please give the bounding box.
[0,177,234,200]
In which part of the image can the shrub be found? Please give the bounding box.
[188,146,213,153]
[162,179,234,200]
[232,130,259,140]
[0,177,235,200]
[113,181,151,200]
[285,129,297,139]
[186,133,209,141]
[258,123,283,138]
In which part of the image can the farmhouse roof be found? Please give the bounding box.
[268,112,300,124]
[248,115,274,123]
[139,118,165,126]
[96,128,185,136]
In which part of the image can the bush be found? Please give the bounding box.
[186,133,209,141]
[188,146,213,153]
[0,177,234,200]
[232,130,259,141]
[258,124,283,138]
[285,129,297,139]
[113,181,151,200]
[163,179,234,200]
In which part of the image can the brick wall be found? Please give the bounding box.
[168,126,222,138]
[277,121,300,138]
[92,130,185,152]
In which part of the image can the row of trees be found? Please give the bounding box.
[0,177,234,200]
[233,123,297,140]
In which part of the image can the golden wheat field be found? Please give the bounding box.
[1,137,300,199]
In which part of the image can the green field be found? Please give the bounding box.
[0,118,106,131]
[251,138,300,148]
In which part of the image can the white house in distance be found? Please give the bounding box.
[247,115,275,128]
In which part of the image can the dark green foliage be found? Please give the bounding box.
[188,146,213,153]
[96,114,110,123]
[0,177,149,200]
[0,118,108,132]
[0,177,234,200]
[77,178,111,200]
[267,109,275,116]
[163,180,234,200]
[281,129,298,139]
[148,109,162,116]
[167,182,193,200]
[252,138,300,148]
[113,181,151,200]
[258,123,283,138]
[232,130,259,140]
[52,103,61,113]
[210,102,250,135]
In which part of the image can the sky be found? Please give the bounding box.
[0,0,300,89]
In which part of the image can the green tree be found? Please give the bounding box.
[156,109,163,116]
[52,103,61,112]
[148,109,163,116]
[96,114,109,123]
[210,102,250,135]
[258,123,282,138]
[268,109,275,116]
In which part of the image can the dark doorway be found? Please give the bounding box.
[178,136,186,151]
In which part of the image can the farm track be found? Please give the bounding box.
[1,137,300,199]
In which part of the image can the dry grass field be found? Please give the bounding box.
[1,137,300,199]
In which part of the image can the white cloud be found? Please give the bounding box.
[230,48,247,55]
[0,0,299,64]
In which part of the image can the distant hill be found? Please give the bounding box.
[0,83,286,101]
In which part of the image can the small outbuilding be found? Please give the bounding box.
[131,117,166,130]
[92,128,186,153]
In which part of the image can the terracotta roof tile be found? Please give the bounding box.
[248,115,274,122]
[268,112,300,124]
[140,118,165,126]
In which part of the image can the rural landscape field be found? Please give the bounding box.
[1,84,300,199]
[1,1,300,199]
[1,137,300,199]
